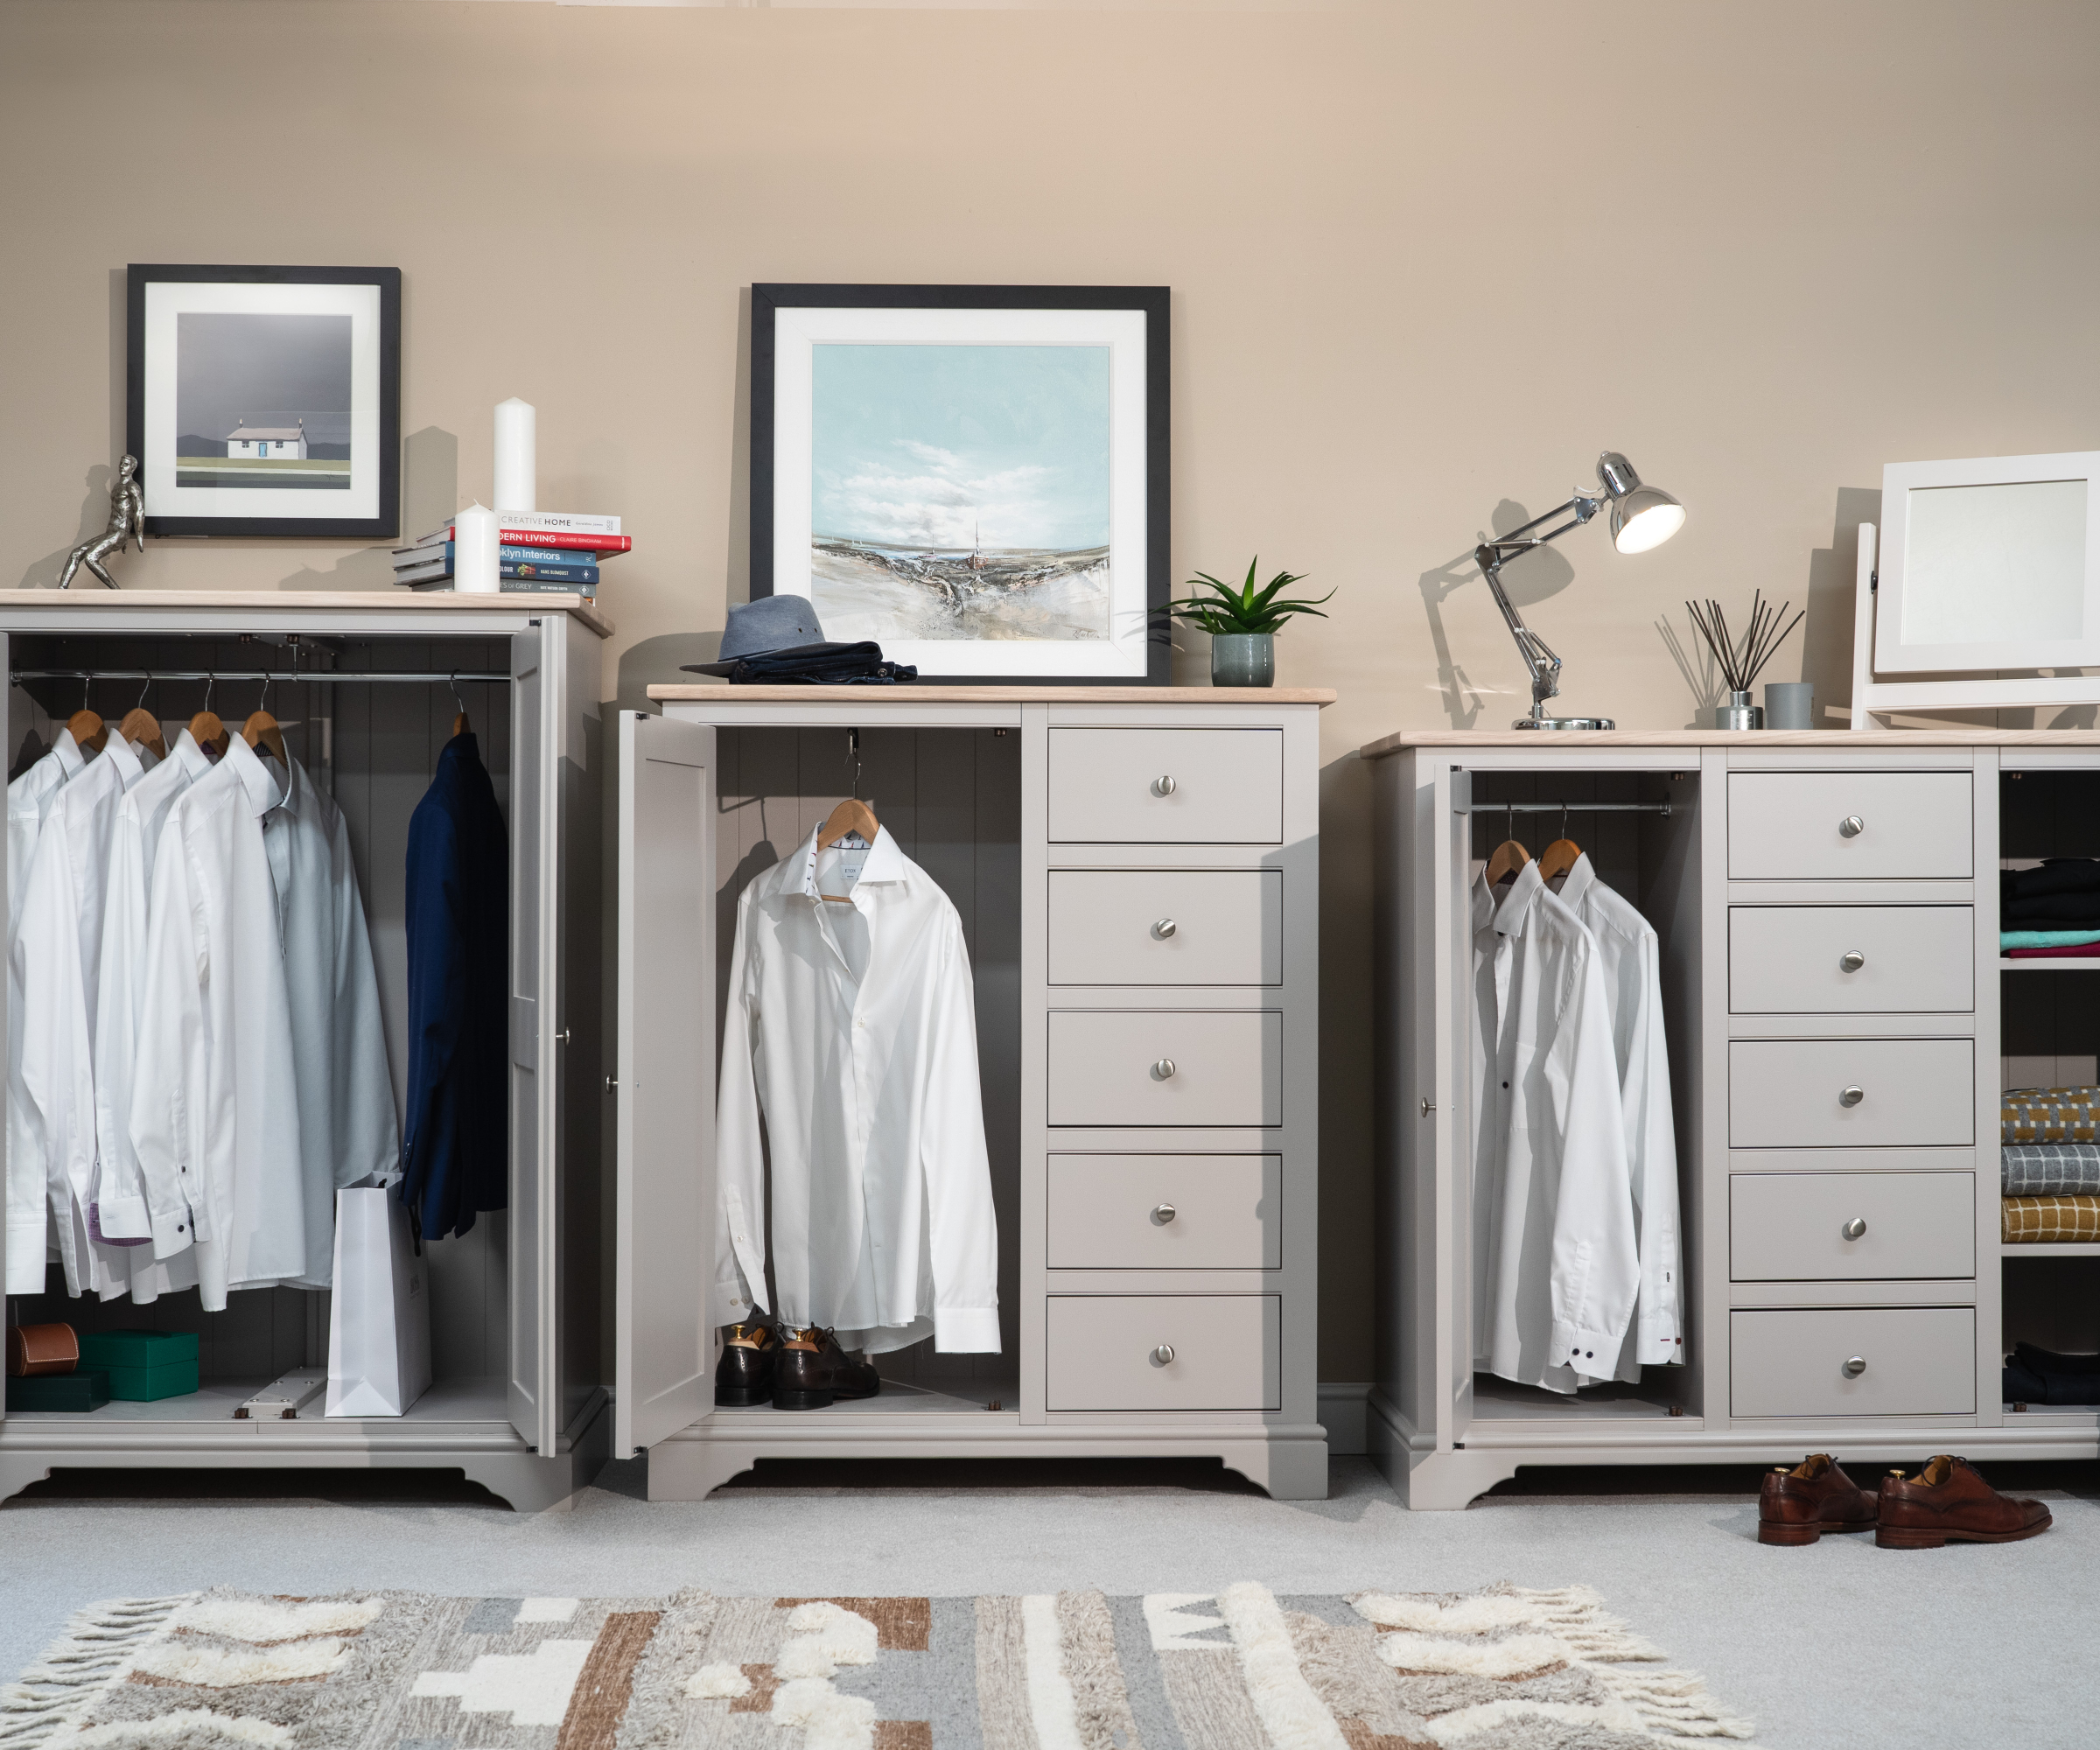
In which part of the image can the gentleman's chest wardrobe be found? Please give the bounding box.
[1367,728,2100,1508]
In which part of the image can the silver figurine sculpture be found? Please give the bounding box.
[59,454,145,589]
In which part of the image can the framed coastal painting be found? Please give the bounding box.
[126,264,402,538]
[751,284,1170,684]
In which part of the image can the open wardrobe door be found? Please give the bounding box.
[613,710,717,1459]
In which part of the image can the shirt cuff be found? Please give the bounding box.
[95,1193,150,1241]
[6,1219,49,1294]
[934,1306,1001,1353]
[713,1274,759,1328]
[150,1208,196,1259]
[1549,1320,1622,1376]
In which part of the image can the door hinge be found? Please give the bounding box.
[1451,769,1472,816]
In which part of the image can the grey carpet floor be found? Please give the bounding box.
[2,1456,2094,1750]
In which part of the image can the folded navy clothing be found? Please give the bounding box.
[2004,1341,2100,1406]
[2003,890,2100,923]
[2004,858,2100,900]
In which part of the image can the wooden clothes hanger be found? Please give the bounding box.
[1484,802,1530,887]
[66,707,107,758]
[448,672,470,738]
[242,676,288,766]
[118,676,165,761]
[1538,802,1583,883]
[813,730,878,901]
[188,674,226,758]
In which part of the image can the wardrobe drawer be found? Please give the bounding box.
[1047,728,1283,844]
[1048,870,1282,986]
[1047,1010,1281,1127]
[1046,1154,1281,1269]
[1727,771,1972,880]
[1729,1039,1975,1148]
[1728,906,1975,1013]
[1730,1172,1976,1280]
[1730,1307,1975,1418]
[1046,1294,1280,1410]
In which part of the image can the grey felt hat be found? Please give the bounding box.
[715,595,826,661]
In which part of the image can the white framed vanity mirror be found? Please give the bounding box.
[1876,450,2100,673]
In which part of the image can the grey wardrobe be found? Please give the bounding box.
[1368,728,2100,1508]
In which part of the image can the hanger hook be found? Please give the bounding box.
[82,674,92,713]
[449,670,466,714]
[847,726,862,799]
[203,672,214,715]
[258,673,273,718]
[136,673,151,711]
[1560,800,1569,840]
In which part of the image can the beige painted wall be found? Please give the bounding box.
[6,0,2099,1378]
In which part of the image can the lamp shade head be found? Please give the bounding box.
[1611,486,1686,554]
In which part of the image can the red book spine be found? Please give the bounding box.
[430,528,630,555]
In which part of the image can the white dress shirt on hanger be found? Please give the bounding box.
[92,729,214,1303]
[1551,853,1686,1380]
[717,823,1000,1354]
[266,753,401,1287]
[15,735,144,1296]
[1470,863,1640,1393]
[5,729,83,1293]
[129,733,306,1311]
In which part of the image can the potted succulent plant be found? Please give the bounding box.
[1164,560,1334,688]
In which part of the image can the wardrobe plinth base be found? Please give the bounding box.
[648,1417,1331,1502]
[0,1389,609,1513]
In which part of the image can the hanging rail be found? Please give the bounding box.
[1485,800,1673,816]
[10,668,511,684]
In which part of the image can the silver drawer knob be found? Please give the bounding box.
[1151,775,1178,797]
[1842,1355,1867,1378]
[1842,1217,1867,1241]
[1838,815,1865,838]
[1152,1058,1177,1081]
[1151,918,1178,940]
[1152,1202,1178,1225]
[1839,950,1866,973]
[1839,1085,1865,1108]
[1150,1343,1176,1367]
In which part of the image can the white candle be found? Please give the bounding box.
[494,397,536,513]
[453,502,501,593]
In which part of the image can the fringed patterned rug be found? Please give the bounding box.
[0,1584,1756,1748]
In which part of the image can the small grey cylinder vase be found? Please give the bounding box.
[1211,633,1275,688]
[1713,689,1763,730]
[1764,680,1814,731]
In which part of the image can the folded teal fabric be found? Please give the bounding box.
[2001,928,2100,948]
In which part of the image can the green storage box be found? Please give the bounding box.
[77,1330,200,1402]
[6,1368,111,1411]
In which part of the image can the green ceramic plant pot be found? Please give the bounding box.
[1211,633,1275,688]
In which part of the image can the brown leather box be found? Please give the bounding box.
[4,1323,80,1377]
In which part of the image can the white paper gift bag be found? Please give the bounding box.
[326,1187,432,1417]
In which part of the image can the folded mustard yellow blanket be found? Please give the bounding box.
[2002,1086,2100,1144]
[2003,1195,2100,1243]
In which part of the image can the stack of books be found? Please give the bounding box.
[392,511,626,598]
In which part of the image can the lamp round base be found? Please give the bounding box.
[1514,715,1616,731]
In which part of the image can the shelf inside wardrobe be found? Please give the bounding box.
[1468,1376,1698,1424]
[2003,1243,2100,1257]
[709,1376,1021,1423]
[4,1376,512,1427]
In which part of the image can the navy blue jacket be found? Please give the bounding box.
[401,732,508,1242]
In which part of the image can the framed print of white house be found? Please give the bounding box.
[126,264,402,539]
[1850,451,2100,724]
[750,284,1170,685]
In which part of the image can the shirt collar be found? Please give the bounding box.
[103,735,144,792]
[794,821,906,901]
[1490,859,1544,939]
[220,731,286,820]
[1555,850,1596,908]
[52,728,84,780]
[167,729,214,782]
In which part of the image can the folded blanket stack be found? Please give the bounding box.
[1998,1090,2100,1241]
[2004,1341,2100,1405]
[2002,858,2100,955]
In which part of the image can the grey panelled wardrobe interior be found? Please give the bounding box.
[1366,727,2100,1508]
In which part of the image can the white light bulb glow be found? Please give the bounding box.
[1614,498,1685,554]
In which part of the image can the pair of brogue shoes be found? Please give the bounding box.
[1759,1452,2054,1549]
[714,1321,881,1411]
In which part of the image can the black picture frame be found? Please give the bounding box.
[751,283,1170,686]
[126,263,402,539]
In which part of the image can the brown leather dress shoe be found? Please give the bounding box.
[774,1326,881,1411]
[1758,1453,1877,1545]
[714,1322,777,1407]
[1876,1455,2054,1550]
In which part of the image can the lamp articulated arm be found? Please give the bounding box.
[1473,493,1605,728]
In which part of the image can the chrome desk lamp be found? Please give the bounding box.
[1474,451,1685,730]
